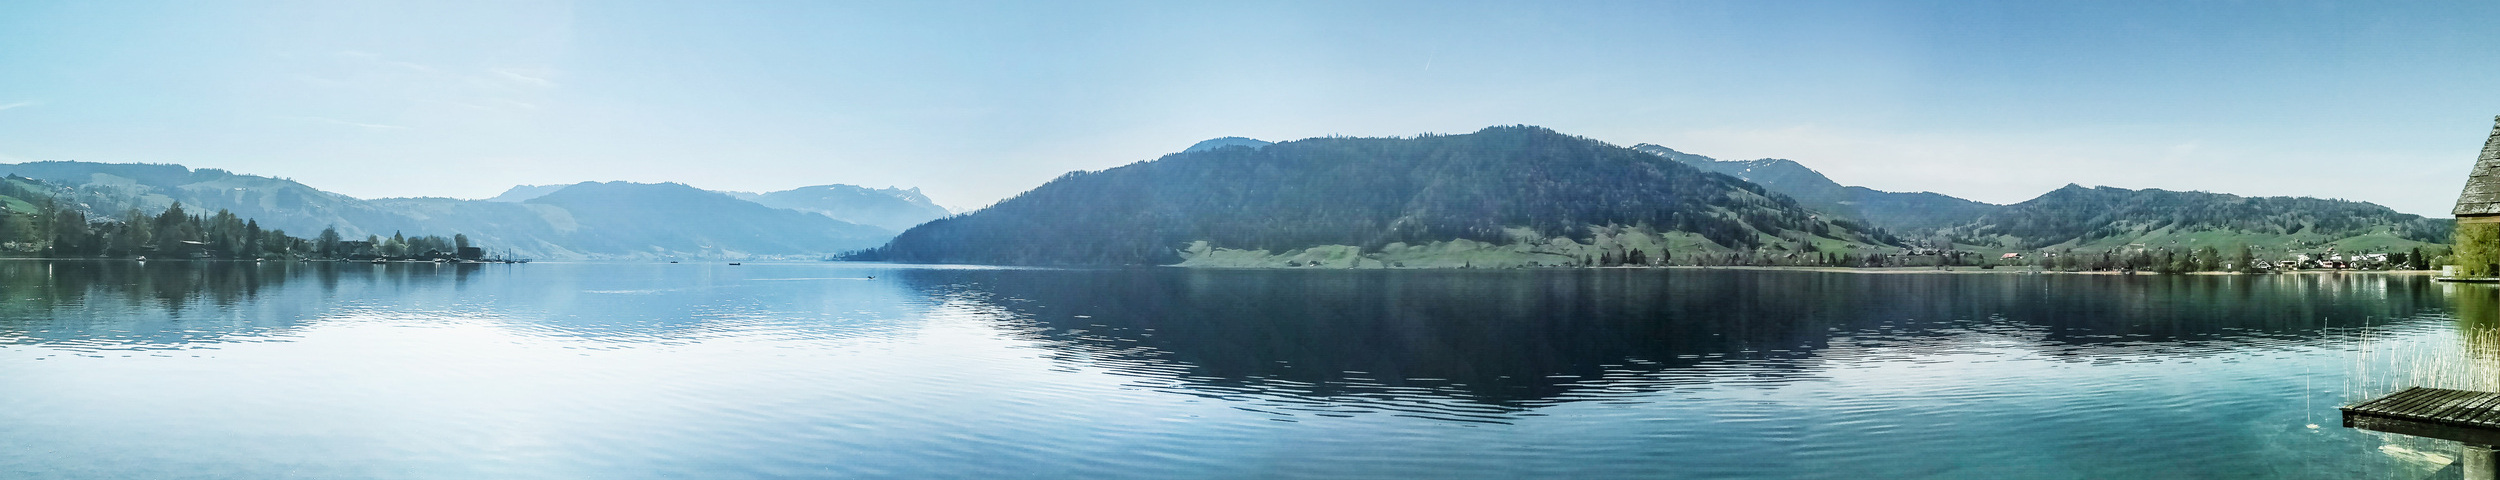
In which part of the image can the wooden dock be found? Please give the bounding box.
[2345,387,2500,445]
[2345,387,2500,478]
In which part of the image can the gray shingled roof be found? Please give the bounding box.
[2457,116,2500,216]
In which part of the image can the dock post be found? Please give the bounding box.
[2468,444,2498,480]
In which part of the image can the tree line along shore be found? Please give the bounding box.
[0,199,505,262]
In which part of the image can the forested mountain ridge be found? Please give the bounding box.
[854,126,1905,266]
[1630,144,1999,234]
[0,161,904,259]
[1945,184,2449,252]
[1629,144,2446,256]
[0,174,471,259]
[0,161,408,239]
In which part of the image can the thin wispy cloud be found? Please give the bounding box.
[301,116,410,130]
[388,60,437,73]
[493,68,558,88]
[0,101,38,112]
[337,50,435,73]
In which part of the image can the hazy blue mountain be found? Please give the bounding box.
[519,182,894,257]
[363,196,587,257]
[856,126,1902,266]
[1182,137,1272,153]
[1631,144,1999,234]
[727,185,951,231]
[0,161,898,260]
[486,184,567,203]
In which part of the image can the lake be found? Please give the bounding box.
[0,261,2492,479]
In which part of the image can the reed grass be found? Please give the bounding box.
[2347,321,2500,402]
[2341,315,2500,472]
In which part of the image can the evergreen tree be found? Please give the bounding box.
[317,227,342,258]
[0,211,26,250]
[244,220,262,257]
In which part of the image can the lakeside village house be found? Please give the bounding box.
[2454,115,2500,279]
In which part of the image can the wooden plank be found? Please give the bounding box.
[2354,388,2417,414]
[2385,387,2446,413]
[2469,398,2500,425]
[2377,388,2453,419]
[2441,392,2500,424]
[2422,390,2493,421]
[2420,390,2493,422]
[2432,390,2495,417]
[2351,387,2418,412]
[2464,393,2500,426]
[2407,389,2473,418]
[2402,389,2475,419]
[2436,392,2498,423]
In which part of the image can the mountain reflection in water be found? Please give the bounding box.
[1,263,2447,404]
[0,261,2469,479]
[894,269,2442,415]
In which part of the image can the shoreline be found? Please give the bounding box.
[1177,263,2443,275]
[0,257,528,264]
[1650,266,2440,276]
[15,256,2434,276]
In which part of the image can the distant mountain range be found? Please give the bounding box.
[1181,137,1273,153]
[726,185,951,232]
[1944,184,2447,252]
[856,126,2448,267]
[1628,143,2447,254]
[0,124,2448,266]
[1631,144,1999,235]
[491,182,952,233]
[855,126,1902,266]
[0,162,945,260]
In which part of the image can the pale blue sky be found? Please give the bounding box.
[2,1,2496,215]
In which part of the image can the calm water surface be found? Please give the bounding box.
[0,261,2489,478]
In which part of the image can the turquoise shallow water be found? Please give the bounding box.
[0,261,2483,478]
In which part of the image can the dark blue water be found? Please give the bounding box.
[0,261,2485,478]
